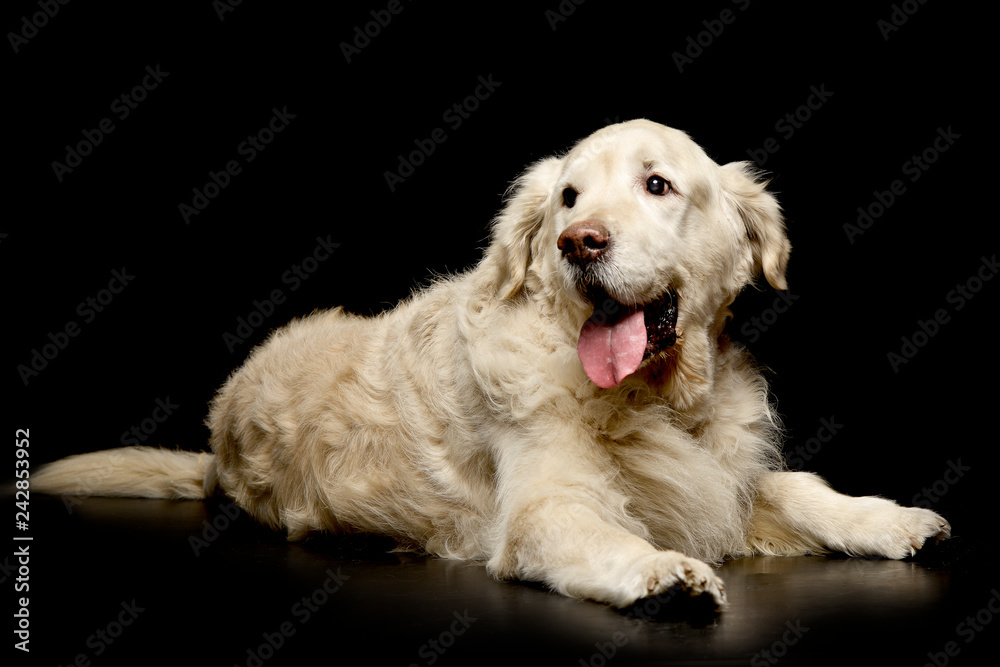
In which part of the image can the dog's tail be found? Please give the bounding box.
[32,447,217,500]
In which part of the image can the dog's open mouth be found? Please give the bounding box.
[577,287,678,388]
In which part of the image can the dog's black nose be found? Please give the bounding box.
[557,222,610,265]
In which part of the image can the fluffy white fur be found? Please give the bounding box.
[34,120,950,609]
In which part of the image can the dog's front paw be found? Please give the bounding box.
[896,506,951,557]
[625,551,727,610]
[875,505,951,559]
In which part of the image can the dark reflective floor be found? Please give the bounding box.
[19,495,995,666]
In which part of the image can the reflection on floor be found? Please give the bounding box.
[27,495,991,666]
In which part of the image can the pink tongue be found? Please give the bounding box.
[577,309,647,388]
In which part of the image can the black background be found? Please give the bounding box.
[5,1,995,665]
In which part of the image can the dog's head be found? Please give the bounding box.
[485,120,790,397]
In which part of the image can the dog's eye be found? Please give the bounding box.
[646,175,671,196]
[562,187,578,208]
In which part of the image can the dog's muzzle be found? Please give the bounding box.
[576,286,678,388]
[558,220,678,388]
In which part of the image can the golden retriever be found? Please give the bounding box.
[35,120,950,609]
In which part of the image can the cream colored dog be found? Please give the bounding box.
[35,120,950,609]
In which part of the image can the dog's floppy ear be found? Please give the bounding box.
[487,156,563,299]
[720,161,791,291]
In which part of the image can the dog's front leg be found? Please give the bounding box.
[486,431,726,609]
[748,471,951,558]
